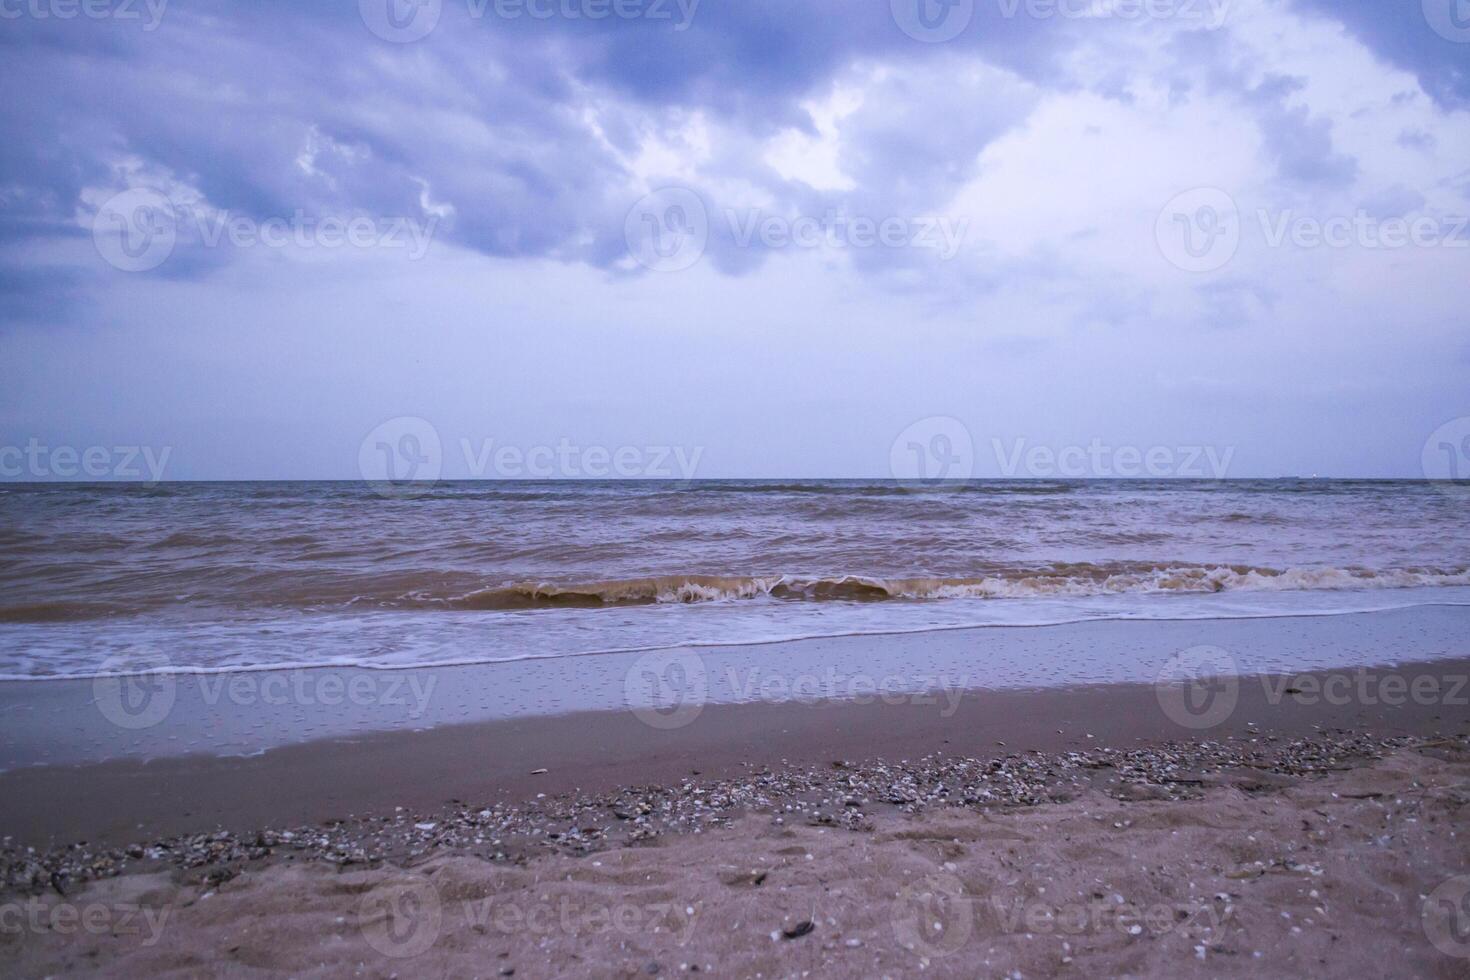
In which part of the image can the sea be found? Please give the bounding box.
[1,479,1467,680]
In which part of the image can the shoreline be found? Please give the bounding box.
[7,596,1470,683]
[4,604,1468,774]
[3,654,1468,851]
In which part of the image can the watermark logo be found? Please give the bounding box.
[1155,644,1239,730]
[1424,0,1470,43]
[93,651,177,730]
[1423,417,1470,491]
[893,872,1232,960]
[890,416,975,484]
[1424,875,1470,958]
[359,417,443,499]
[624,650,707,729]
[626,186,709,273]
[626,191,968,271]
[1156,187,1240,273]
[891,0,973,42]
[93,188,177,273]
[93,190,439,272]
[892,872,973,959]
[1159,189,1468,272]
[360,0,442,42]
[360,876,443,958]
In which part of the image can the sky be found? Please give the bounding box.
[1,0,1467,480]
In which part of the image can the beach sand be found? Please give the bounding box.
[3,652,1470,976]
[4,736,1470,977]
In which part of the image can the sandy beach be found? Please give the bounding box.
[4,645,1470,977]
[4,731,1470,977]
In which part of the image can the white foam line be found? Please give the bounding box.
[3,598,1469,682]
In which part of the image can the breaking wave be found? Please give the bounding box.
[428,564,1470,610]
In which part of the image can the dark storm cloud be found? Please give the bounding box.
[1291,0,1470,110]
[0,0,1443,314]
[0,0,1077,280]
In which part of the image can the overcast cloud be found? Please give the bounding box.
[1,0,1467,478]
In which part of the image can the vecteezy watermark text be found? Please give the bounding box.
[467,0,699,26]
[1157,647,1470,731]
[625,187,970,272]
[987,892,1230,939]
[359,875,697,958]
[0,440,170,482]
[722,666,969,715]
[93,658,438,731]
[460,438,703,479]
[359,0,700,43]
[92,189,439,273]
[1255,210,1470,251]
[359,419,705,498]
[193,670,437,717]
[623,649,970,731]
[461,894,696,944]
[890,0,1230,43]
[993,438,1234,478]
[1157,188,1470,273]
[0,899,171,946]
[891,871,1230,961]
[887,418,1234,481]
[0,0,167,28]
[725,210,970,260]
[1257,669,1469,708]
[995,0,1230,25]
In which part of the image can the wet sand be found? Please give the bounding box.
[2,655,1469,850]
[5,604,1467,771]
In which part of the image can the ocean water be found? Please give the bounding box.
[0,479,1467,678]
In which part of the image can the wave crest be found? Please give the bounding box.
[427,564,1470,610]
